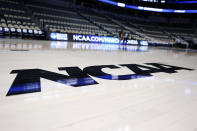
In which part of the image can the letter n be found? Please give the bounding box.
[7,67,98,96]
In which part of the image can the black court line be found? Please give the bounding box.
[10,49,29,51]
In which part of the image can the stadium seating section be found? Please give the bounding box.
[0,0,196,47]
[0,0,43,38]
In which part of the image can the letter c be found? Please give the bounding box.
[83,65,150,80]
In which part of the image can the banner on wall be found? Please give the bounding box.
[49,33,148,46]
[50,33,68,40]
[140,40,149,46]
[73,34,119,44]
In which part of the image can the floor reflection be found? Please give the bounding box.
[72,42,148,52]
[1,39,197,55]
[0,39,148,52]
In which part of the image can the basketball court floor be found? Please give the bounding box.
[0,38,197,131]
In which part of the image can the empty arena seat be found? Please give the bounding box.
[79,8,122,37]
[26,3,109,36]
[0,0,43,38]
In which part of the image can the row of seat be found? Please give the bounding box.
[0,26,43,38]
[0,0,43,38]
[34,12,88,22]
[117,17,195,43]
[26,3,111,36]
[84,12,122,36]
[27,4,76,15]
[0,0,18,4]
[0,7,25,13]
[106,10,196,41]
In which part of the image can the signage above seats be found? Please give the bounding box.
[50,33,68,41]
[49,33,148,46]
[73,34,119,44]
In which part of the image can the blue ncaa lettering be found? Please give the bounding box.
[6,63,194,96]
